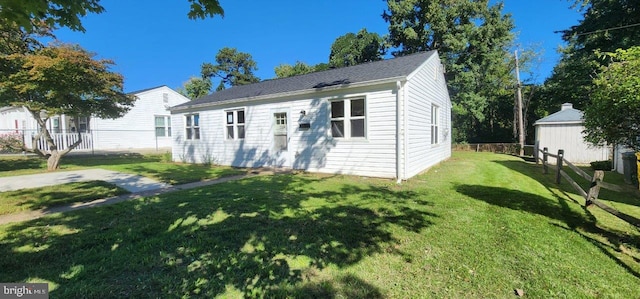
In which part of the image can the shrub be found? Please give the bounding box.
[590,160,612,171]
[0,133,24,153]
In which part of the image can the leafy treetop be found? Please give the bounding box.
[0,0,224,32]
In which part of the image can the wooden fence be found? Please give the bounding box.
[453,143,536,156]
[536,147,640,228]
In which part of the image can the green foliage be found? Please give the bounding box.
[0,43,135,119]
[178,76,212,100]
[0,0,223,32]
[542,0,640,111]
[583,46,640,150]
[384,0,516,143]
[590,160,613,171]
[201,47,260,91]
[274,61,316,78]
[0,26,135,169]
[329,28,386,68]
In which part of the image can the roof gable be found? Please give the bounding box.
[534,103,584,125]
[172,51,437,110]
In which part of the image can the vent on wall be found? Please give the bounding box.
[163,93,169,103]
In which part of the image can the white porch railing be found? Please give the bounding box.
[27,132,93,151]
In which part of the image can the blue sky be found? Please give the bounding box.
[52,0,583,93]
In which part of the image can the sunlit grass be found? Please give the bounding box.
[0,153,245,184]
[0,152,638,298]
[0,181,128,215]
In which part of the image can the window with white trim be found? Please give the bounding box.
[155,116,171,137]
[185,114,200,140]
[330,98,366,138]
[431,104,439,144]
[226,109,245,140]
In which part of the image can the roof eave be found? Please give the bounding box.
[534,120,584,126]
[170,76,406,112]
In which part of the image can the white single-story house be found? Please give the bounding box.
[534,103,611,164]
[171,51,452,181]
[0,85,189,152]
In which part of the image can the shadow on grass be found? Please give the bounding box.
[0,157,44,172]
[457,172,640,280]
[5,181,130,213]
[0,174,435,298]
[124,164,245,185]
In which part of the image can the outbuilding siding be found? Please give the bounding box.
[535,124,610,164]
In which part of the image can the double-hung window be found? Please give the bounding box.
[330,98,366,138]
[226,109,245,140]
[431,104,439,144]
[155,115,171,137]
[186,114,200,140]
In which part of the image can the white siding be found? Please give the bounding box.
[172,83,399,178]
[403,54,452,179]
[92,86,189,150]
[535,123,610,164]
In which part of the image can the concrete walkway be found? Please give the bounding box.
[0,169,272,225]
[0,169,170,193]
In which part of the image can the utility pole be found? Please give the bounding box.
[515,50,525,156]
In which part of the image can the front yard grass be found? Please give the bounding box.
[0,153,245,184]
[0,181,129,215]
[0,152,638,298]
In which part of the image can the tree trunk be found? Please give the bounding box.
[47,150,62,171]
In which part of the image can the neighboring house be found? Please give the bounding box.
[171,51,452,180]
[0,85,189,151]
[534,103,611,164]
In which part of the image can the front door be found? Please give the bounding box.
[273,112,289,167]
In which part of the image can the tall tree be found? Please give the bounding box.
[0,39,135,170]
[329,28,386,68]
[583,47,640,150]
[384,0,516,142]
[542,0,640,111]
[274,61,316,78]
[201,47,260,91]
[178,76,212,99]
[0,0,224,32]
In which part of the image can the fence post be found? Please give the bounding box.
[543,147,548,174]
[534,141,539,164]
[556,149,564,184]
[585,170,604,206]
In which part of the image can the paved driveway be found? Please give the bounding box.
[0,169,170,193]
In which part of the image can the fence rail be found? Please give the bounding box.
[453,143,535,156]
[536,146,640,228]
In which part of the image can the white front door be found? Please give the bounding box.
[273,112,290,167]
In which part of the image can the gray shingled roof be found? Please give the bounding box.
[534,103,584,125]
[127,85,168,95]
[172,51,437,110]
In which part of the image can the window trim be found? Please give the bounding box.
[329,97,367,139]
[225,108,246,140]
[431,104,439,145]
[185,113,200,140]
[155,115,171,137]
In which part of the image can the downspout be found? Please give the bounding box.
[396,80,403,184]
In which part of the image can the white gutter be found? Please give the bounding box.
[396,80,403,184]
[171,76,406,113]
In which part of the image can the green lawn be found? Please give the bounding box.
[0,152,638,298]
[0,181,129,215]
[0,153,245,184]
